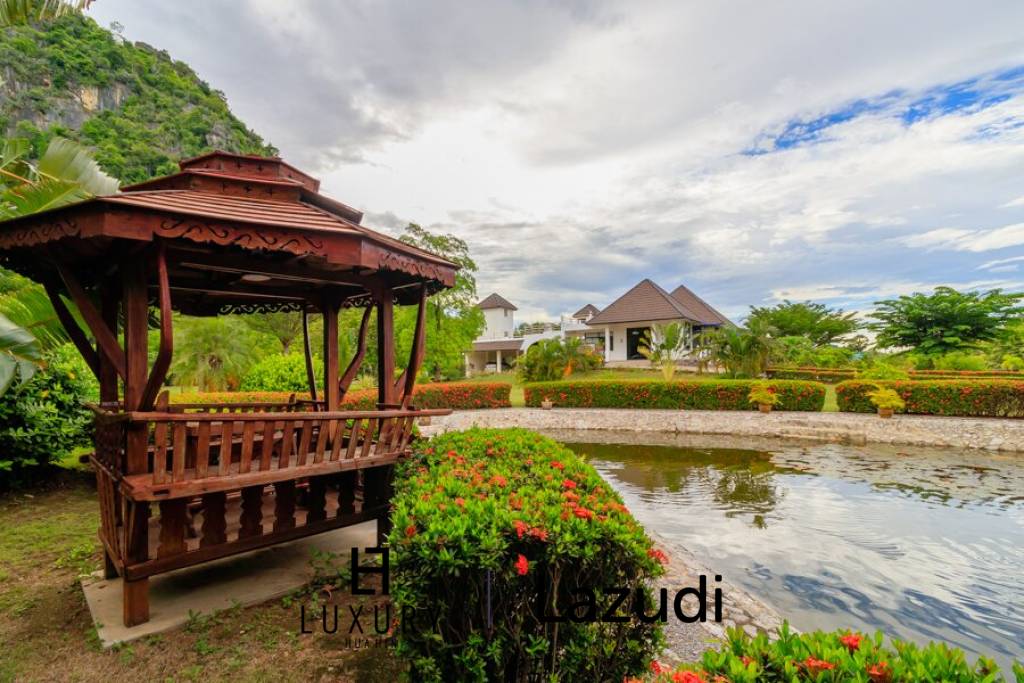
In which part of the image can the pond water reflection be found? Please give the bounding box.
[555,431,1024,670]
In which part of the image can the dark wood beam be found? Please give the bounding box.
[376,288,395,407]
[141,243,173,411]
[395,285,427,407]
[339,305,372,399]
[42,279,100,379]
[323,300,341,411]
[56,263,126,381]
[302,308,318,403]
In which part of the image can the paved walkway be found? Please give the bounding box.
[426,408,1024,452]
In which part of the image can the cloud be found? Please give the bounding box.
[88,1,1024,320]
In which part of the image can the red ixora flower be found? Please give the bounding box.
[650,660,665,674]
[867,661,891,683]
[840,632,862,652]
[404,524,417,538]
[672,672,707,683]
[647,548,668,565]
[803,657,835,674]
[513,519,527,539]
[454,497,466,508]
[515,554,529,576]
[550,461,565,470]
[562,479,577,489]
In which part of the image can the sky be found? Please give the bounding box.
[90,1,1024,323]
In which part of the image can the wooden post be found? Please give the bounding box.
[99,278,120,579]
[302,308,318,404]
[322,300,340,411]
[376,291,395,407]
[122,260,151,626]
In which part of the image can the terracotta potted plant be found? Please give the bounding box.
[867,387,904,419]
[748,384,780,414]
[540,397,554,410]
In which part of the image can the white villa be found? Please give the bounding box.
[464,279,730,374]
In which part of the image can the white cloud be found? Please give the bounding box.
[87,1,1024,318]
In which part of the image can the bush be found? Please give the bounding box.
[390,428,664,682]
[523,379,826,411]
[170,382,511,411]
[836,380,1024,417]
[934,351,989,372]
[859,364,910,380]
[518,337,602,382]
[240,353,320,392]
[0,343,96,486]
[767,367,856,383]
[648,623,1020,683]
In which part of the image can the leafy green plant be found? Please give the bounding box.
[0,342,95,486]
[518,337,602,382]
[646,622,1020,683]
[639,322,689,380]
[240,353,320,393]
[867,387,905,412]
[700,321,776,378]
[523,379,826,411]
[859,364,910,381]
[747,300,860,346]
[390,428,664,682]
[747,383,780,407]
[836,380,1024,417]
[1002,355,1024,371]
[934,351,989,372]
[0,0,92,28]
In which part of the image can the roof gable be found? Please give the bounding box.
[477,293,517,310]
[586,279,698,326]
[573,303,600,318]
[670,285,731,326]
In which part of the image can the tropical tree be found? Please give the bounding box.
[868,287,1024,355]
[0,0,92,27]
[241,312,303,354]
[0,137,118,395]
[395,223,484,380]
[169,316,271,391]
[518,336,601,382]
[746,300,859,346]
[638,322,688,380]
[700,320,776,378]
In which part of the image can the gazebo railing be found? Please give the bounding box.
[89,404,447,584]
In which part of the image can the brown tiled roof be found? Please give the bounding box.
[573,303,600,319]
[477,293,517,310]
[669,285,731,326]
[586,279,700,326]
[472,338,523,351]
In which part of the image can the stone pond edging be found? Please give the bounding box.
[424,408,1024,453]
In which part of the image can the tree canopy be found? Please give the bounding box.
[868,286,1024,354]
[746,300,859,346]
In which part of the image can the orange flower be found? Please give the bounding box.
[404,524,417,538]
[867,661,891,683]
[513,520,527,539]
[562,479,577,489]
[515,554,529,576]
[672,672,706,683]
[455,497,466,508]
[803,657,835,674]
[550,461,565,470]
[840,632,862,652]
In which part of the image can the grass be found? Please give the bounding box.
[0,477,404,682]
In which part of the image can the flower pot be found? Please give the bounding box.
[758,403,772,414]
[878,407,893,419]
[541,399,554,410]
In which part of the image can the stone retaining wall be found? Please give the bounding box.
[425,408,1024,452]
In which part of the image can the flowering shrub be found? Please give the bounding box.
[769,366,1024,383]
[389,428,664,682]
[836,380,1024,417]
[644,623,1021,683]
[523,380,826,412]
[748,383,781,406]
[170,382,510,410]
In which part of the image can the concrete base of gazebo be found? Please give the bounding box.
[82,520,376,647]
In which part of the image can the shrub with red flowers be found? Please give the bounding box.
[769,367,1024,383]
[389,427,665,682]
[649,623,1020,683]
[170,381,511,411]
[835,380,1024,417]
[522,379,826,412]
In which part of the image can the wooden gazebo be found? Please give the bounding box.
[0,151,457,626]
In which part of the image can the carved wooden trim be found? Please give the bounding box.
[0,216,79,249]
[155,217,326,257]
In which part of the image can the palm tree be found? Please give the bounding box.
[0,137,118,395]
[638,322,688,380]
[701,321,777,378]
[0,0,92,27]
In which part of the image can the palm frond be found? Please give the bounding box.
[0,0,93,27]
[35,136,119,196]
[0,312,42,395]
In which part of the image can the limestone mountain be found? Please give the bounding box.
[0,13,273,183]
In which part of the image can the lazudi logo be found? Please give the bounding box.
[536,574,724,624]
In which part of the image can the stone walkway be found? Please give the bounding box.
[425,408,1024,452]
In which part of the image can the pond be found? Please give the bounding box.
[556,431,1024,671]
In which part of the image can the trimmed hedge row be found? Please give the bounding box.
[769,366,1024,383]
[170,382,511,410]
[390,428,664,681]
[523,379,826,412]
[836,380,1024,417]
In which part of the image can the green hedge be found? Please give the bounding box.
[170,382,511,410]
[390,428,664,682]
[835,380,1024,417]
[769,366,1024,383]
[523,379,826,412]
[647,623,1020,683]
